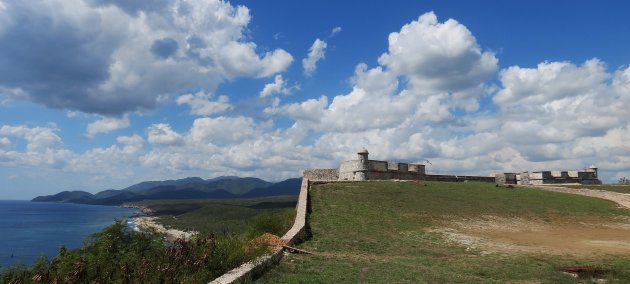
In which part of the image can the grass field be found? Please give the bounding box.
[257,181,630,283]
[137,196,298,235]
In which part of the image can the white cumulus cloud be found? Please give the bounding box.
[146,123,183,146]
[176,91,232,116]
[86,116,130,138]
[260,75,297,98]
[302,38,327,76]
[378,11,498,94]
[0,0,293,115]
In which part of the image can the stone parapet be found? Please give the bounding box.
[303,169,339,181]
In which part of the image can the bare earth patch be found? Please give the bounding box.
[433,186,630,256]
[438,215,630,256]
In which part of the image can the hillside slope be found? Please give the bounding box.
[259,181,630,283]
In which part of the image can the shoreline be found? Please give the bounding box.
[133,216,197,241]
[124,203,197,241]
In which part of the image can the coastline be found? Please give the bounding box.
[124,203,197,241]
[133,216,197,241]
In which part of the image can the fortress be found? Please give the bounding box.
[338,148,426,181]
[214,148,604,283]
[495,167,601,185]
[304,148,602,186]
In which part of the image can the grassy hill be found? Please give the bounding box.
[258,181,630,283]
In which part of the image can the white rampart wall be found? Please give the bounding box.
[210,173,316,284]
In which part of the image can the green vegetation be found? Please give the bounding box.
[258,181,630,283]
[564,184,630,194]
[1,196,298,283]
[1,221,266,283]
[138,196,297,235]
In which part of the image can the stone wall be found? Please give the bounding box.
[303,169,339,181]
[210,177,313,284]
[339,159,426,181]
[496,170,601,186]
[426,174,495,183]
[366,171,424,181]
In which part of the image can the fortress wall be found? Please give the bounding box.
[211,178,313,284]
[388,162,400,171]
[341,159,427,181]
[303,169,339,181]
[369,160,388,171]
[498,170,601,185]
[426,174,495,183]
[366,171,424,181]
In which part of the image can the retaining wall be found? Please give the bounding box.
[209,176,311,284]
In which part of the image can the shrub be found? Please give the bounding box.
[0,220,266,283]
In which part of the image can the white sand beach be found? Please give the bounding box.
[133,216,197,241]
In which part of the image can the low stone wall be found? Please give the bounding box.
[425,174,495,183]
[366,171,424,181]
[209,177,311,284]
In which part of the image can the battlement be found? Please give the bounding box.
[338,148,426,181]
[496,165,601,185]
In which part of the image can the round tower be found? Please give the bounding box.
[587,165,598,178]
[354,147,369,181]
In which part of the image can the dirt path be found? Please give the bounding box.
[529,185,630,209]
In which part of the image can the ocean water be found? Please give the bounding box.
[0,200,137,268]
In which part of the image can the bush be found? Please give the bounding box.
[0,220,267,283]
[249,208,296,238]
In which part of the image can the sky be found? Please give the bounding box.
[1,0,629,199]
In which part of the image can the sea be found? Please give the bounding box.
[0,200,138,268]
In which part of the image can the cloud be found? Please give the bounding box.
[330,26,342,37]
[176,91,232,116]
[0,124,71,169]
[189,116,257,146]
[284,11,498,134]
[150,38,179,59]
[283,95,328,122]
[259,75,297,98]
[0,124,62,152]
[0,137,10,149]
[0,0,293,115]
[302,38,327,76]
[494,59,609,108]
[3,11,630,199]
[146,123,183,146]
[378,11,498,94]
[85,0,170,15]
[86,116,130,138]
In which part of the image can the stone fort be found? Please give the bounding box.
[304,148,602,186]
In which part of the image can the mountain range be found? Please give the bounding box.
[31,176,302,205]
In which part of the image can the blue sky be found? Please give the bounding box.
[1,0,629,199]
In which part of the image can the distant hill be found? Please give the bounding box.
[32,191,94,202]
[241,178,302,198]
[31,176,299,205]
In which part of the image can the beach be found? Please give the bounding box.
[131,206,197,241]
[133,216,196,241]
